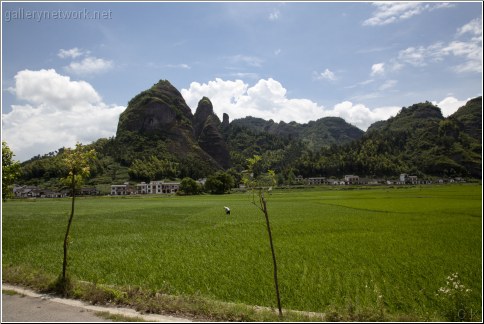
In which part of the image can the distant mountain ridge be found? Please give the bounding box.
[303,98,482,178]
[17,79,482,186]
[229,116,364,151]
[113,79,365,173]
[367,101,444,133]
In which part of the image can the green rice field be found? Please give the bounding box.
[2,184,482,320]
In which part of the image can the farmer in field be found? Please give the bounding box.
[224,206,231,215]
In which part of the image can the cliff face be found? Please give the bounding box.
[114,80,222,175]
[193,97,231,169]
[116,80,193,140]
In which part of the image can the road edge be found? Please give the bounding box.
[2,283,192,322]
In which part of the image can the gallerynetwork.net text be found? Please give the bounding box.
[4,8,113,22]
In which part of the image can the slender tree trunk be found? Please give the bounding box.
[260,192,283,317]
[62,174,76,286]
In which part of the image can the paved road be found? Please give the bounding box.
[2,284,191,322]
[2,292,111,322]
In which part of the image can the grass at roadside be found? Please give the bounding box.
[94,311,153,322]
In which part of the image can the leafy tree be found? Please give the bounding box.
[204,171,235,194]
[128,156,179,182]
[244,155,282,317]
[58,143,96,296]
[2,141,21,201]
[179,177,201,195]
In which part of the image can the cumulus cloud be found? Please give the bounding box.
[324,102,401,129]
[363,2,453,26]
[181,78,403,130]
[2,69,124,161]
[182,78,321,123]
[13,69,100,107]
[433,96,468,116]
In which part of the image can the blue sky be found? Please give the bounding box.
[1,1,482,161]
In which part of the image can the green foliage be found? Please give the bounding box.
[204,171,235,194]
[2,141,21,201]
[122,79,192,130]
[114,131,173,167]
[449,96,482,141]
[2,185,482,320]
[13,97,483,189]
[60,142,97,296]
[294,100,482,179]
[128,156,179,182]
[62,143,97,190]
[435,273,475,321]
[179,177,202,195]
[244,155,282,317]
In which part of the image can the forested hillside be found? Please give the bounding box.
[16,79,482,188]
[294,99,482,178]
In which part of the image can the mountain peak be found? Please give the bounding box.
[193,97,230,168]
[194,97,216,123]
[368,101,443,133]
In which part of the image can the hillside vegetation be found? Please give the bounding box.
[16,78,482,188]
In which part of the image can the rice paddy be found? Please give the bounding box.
[2,184,482,320]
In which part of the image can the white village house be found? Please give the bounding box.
[111,180,180,196]
[136,181,180,194]
[110,183,134,196]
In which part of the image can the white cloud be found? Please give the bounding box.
[2,69,124,161]
[314,69,336,81]
[444,41,482,73]
[398,46,428,66]
[181,78,402,130]
[182,78,324,123]
[324,101,401,130]
[457,17,482,37]
[397,38,482,73]
[370,63,385,76]
[384,18,482,74]
[433,96,467,116]
[65,56,113,75]
[58,47,85,59]
[13,69,101,108]
[363,2,453,26]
